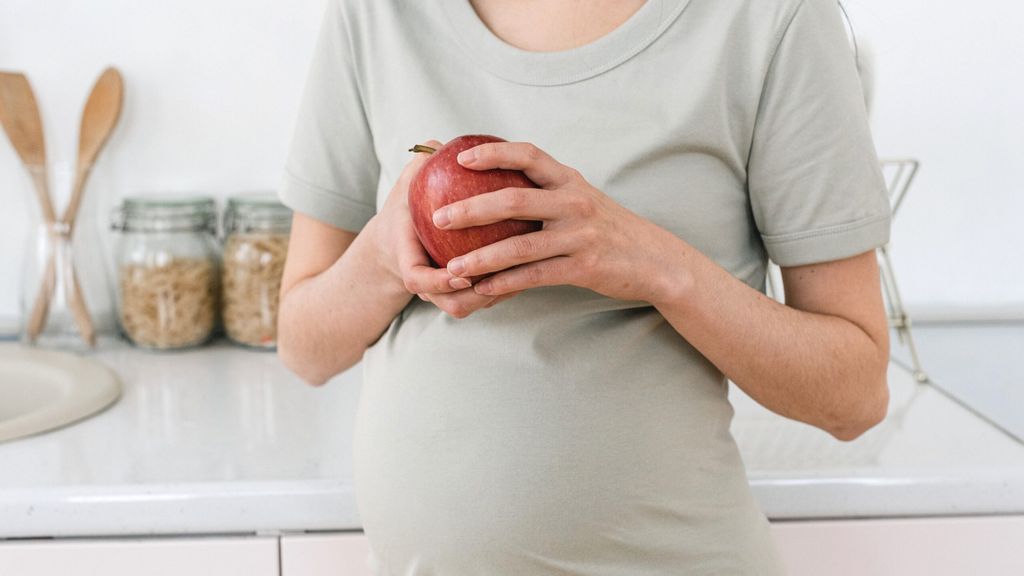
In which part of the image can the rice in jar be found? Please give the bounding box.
[221,194,291,349]
[110,196,220,350]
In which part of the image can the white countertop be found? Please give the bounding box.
[0,341,361,539]
[733,364,1024,519]
[1,337,1023,539]
[889,322,1024,442]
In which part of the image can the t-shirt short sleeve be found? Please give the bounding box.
[748,0,891,267]
[278,0,379,233]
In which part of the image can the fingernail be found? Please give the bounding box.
[418,294,428,301]
[449,277,471,290]
[474,281,492,295]
[457,149,476,165]
[447,258,466,276]
[432,207,451,228]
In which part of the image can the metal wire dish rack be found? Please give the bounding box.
[877,158,928,383]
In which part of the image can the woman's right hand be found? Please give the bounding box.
[371,140,519,318]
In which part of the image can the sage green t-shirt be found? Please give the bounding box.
[280,0,890,573]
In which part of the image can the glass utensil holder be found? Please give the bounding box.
[21,220,87,349]
[19,162,104,350]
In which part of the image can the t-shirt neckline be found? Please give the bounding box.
[441,0,692,87]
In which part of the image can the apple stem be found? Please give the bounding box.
[409,144,437,154]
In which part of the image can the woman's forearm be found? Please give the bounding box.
[278,218,412,385]
[650,243,889,441]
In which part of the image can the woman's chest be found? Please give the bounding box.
[361,31,766,277]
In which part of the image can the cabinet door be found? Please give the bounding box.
[281,533,373,576]
[772,516,1024,576]
[0,536,278,576]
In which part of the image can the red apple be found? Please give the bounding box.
[408,134,542,268]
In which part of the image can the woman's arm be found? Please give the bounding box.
[278,145,482,385]
[651,249,889,441]
[277,213,409,385]
[434,141,889,440]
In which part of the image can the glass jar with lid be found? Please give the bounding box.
[110,196,220,350]
[221,194,292,349]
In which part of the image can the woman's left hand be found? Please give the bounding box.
[434,141,688,306]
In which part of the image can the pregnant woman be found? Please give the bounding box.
[277,0,891,573]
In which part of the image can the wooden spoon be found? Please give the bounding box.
[0,72,56,225]
[58,67,124,346]
[16,69,123,345]
[0,72,59,342]
[63,67,124,230]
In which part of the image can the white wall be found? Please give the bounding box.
[1,0,1022,327]
[844,0,1024,317]
[0,0,327,329]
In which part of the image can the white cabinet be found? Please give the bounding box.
[772,516,1024,576]
[284,519,1024,576]
[0,536,278,576]
[281,533,373,576]
[4,516,1022,576]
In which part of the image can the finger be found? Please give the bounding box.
[427,288,497,319]
[447,275,473,290]
[456,142,575,188]
[395,224,432,280]
[472,256,574,296]
[403,264,461,294]
[433,187,564,230]
[446,231,571,278]
[484,290,523,308]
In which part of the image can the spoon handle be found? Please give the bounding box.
[29,166,57,225]
[25,239,96,346]
[25,248,56,342]
[63,164,91,232]
[65,252,96,346]
[24,166,60,340]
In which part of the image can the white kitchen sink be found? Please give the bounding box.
[0,345,121,444]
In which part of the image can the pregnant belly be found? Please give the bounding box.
[350,365,756,573]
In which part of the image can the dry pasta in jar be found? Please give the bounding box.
[221,194,292,348]
[111,196,220,350]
